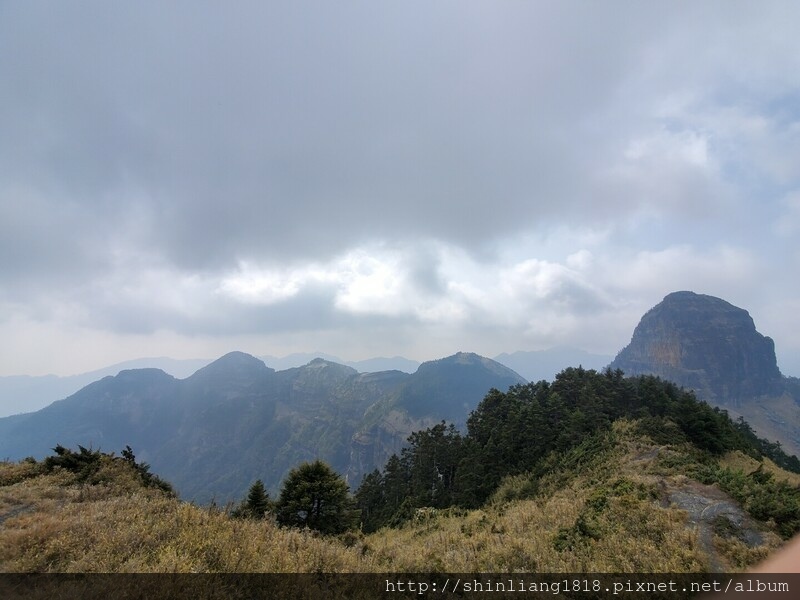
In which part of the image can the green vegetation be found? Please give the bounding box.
[696,464,800,539]
[119,445,175,495]
[275,460,358,535]
[2,367,799,573]
[1,419,792,572]
[356,367,800,534]
[42,444,174,494]
[232,479,272,519]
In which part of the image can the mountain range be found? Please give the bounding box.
[0,351,524,503]
[1,290,798,504]
[0,347,610,418]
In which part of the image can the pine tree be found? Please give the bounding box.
[246,479,270,517]
[275,460,357,535]
[354,469,384,532]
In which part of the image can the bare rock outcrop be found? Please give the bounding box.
[611,291,783,405]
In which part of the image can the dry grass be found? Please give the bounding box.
[365,422,708,572]
[712,532,777,570]
[1,485,375,572]
[0,424,792,573]
[365,482,705,572]
[719,451,800,487]
[0,460,377,572]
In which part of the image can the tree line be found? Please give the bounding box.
[354,367,800,533]
[41,366,800,538]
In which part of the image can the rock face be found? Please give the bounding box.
[611,291,783,404]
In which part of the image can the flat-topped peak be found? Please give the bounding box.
[611,292,781,401]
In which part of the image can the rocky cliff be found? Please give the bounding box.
[612,291,783,403]
[611,291,798,455]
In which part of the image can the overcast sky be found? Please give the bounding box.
[2,1,799,377]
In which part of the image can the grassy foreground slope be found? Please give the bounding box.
[0,456,367,573]
[360,420,790,572]
[1,418,796,572]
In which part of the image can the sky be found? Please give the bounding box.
[2,1,800,377]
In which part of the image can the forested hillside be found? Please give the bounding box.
[356,367,800,535]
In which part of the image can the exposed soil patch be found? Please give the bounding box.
[668,480,764,572]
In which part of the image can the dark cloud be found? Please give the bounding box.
[1,2,799,374]
[88,283,347,337]
[0,1,679,275]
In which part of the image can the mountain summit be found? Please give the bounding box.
[611,291,783,403]
[0,351,525,502]
[611,291,799,456]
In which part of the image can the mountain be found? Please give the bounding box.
[4,369,799,574]
[347,356,421,373]
[494,347,613,382]
[258,352,346,371]
[0,368,183,463]
[259,352,420,373]
[348,352,525,484]
[0,354,417,419]
[0,357,212,418]
[610,291,800,455]
[0,351,524,503]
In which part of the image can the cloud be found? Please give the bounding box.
[0,2,699,273]
[0,2,799,376]
[610,127,717,217]
[600,245,760,305]
[775,191,800,238]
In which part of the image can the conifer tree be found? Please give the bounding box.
[275,460,357,535]
[246,479,270,517]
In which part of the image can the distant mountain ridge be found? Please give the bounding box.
[611,292,783,401]
[0,351,524,502]
[611,291,800,455]
[259,353,422,374]
[0,347,611,418]
[0,357,211,418]
[494,347,613,382]
[0,355,422,418]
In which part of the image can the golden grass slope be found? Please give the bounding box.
[1,465,368,572]
[0,421,789,573]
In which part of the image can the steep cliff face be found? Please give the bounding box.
[611,291,783,404]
